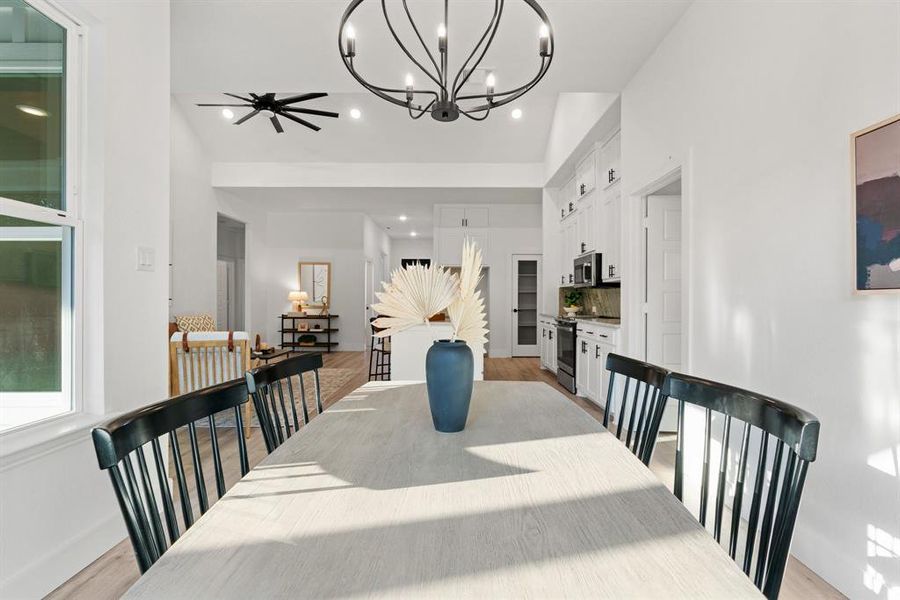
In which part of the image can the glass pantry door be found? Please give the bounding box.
[512,255,542,356]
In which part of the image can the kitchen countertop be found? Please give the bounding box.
[574,317,621,328]
[539,313,621,328]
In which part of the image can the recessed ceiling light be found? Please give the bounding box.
[16,104,48,117]
[221,108,234,120]
[511,108,523,120]
[410,231,417,237]
[399,215,408,221]
[350,108,362,119]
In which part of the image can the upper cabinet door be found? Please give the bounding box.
[438,207,466,227]
[464,206,490,228]
[600,132,621,190]
[576,149,597,198]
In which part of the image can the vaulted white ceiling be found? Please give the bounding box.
[172,0,690,164]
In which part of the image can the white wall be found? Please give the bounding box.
[0,1,170,597]
[543,93,618,183]
[265,212,367,351]
[170,102,266,339]
[363,214,391,286]
[171,99,216,321]
[390,238,433,273]
[620,2,900,597]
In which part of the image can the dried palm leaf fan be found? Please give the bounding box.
[196,92,339,133]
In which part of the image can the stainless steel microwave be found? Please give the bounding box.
[573,252,602,287]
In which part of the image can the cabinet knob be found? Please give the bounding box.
[549,331,553,340]
[595,346,601,358]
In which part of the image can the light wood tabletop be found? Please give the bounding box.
[126,381,762,599]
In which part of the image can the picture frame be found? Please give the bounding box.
[851,113,900,294]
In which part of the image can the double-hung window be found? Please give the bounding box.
[0,0,81,433]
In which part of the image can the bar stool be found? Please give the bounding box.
[368,317,391,381]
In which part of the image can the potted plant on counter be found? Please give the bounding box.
[372,240,488,433]
[563,289,583,317]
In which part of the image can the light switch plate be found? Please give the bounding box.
[137,246,155,271]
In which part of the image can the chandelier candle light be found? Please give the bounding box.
[338,0,554,122]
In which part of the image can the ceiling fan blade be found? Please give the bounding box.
[224,92,253,102]
[283,107,339,119]
[280,111,321,132]
[270,115,284,133]
[196,103,252,107]
[264,92,277,102]
[278,92,327,105]
[233,109,260,125]
[249,92,260,100]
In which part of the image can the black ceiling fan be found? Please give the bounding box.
[196,92,339,133]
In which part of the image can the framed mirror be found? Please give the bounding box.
[298,262,331,307]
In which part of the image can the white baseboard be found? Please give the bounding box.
[0,513,126,599]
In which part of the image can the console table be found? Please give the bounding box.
[279,314,339,353]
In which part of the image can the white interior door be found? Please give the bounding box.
[364,260,375,350]
[512,255,541,356]
[216,259,234,329]
[646,194,682,430]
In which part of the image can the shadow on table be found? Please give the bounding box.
[149,486,705,598]
[248,381,617,492]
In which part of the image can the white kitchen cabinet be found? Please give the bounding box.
[539,319,558,373]
[549,326,557,372]
[463,206,490,228]
[576,148,597,199]
[598,191,621,282]
[438,206,490,228]
[436,228,490,266]
[576,199,595,256]
[576,334,591,395]
[559,217,577,286]
[587,341,603,403]
[559,176,578,221]
[573,323,619,405]
[600,131,621,190]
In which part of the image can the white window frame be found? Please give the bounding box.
[0,0,84,437]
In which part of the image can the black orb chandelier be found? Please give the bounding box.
[338,0,554,122]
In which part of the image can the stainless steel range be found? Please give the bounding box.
[555,317,577,393]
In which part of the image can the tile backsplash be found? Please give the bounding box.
[557,286,621,318]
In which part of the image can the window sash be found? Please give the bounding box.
[0,0,83,432]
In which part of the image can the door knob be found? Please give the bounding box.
[513,308,519,313]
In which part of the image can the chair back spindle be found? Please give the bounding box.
[602,353,670,465]
[168,331,252,439]
[245,352,325,453]
[656,373,819,599]
[92,380,251,573]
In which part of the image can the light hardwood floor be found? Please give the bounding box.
[48,352,842,599]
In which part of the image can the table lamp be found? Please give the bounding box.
[289,290,308,314]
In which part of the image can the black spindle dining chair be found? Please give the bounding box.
[603,353,670,465]
[654,373,820,599]
[91,379,251,573]
[245,352,324,453]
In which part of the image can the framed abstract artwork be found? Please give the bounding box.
[852,114,900,293]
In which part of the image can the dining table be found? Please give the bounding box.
[125,381,762,599]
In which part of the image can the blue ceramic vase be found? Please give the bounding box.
[425,339,474,432]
